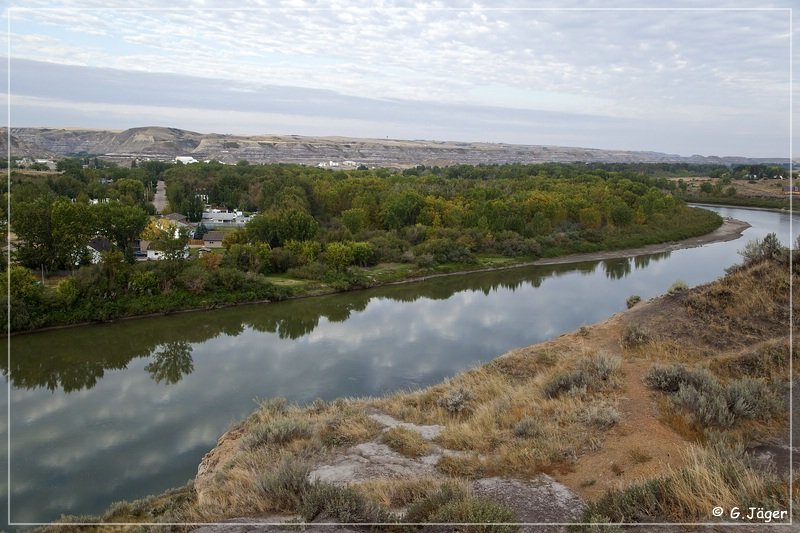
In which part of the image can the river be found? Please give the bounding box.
[1,205,795,525]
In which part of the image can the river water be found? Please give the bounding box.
[1,205,795,524]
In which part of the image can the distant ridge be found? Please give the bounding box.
[0,126,791,167]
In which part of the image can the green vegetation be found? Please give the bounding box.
[625,294,641,308]
[8,161,725,332]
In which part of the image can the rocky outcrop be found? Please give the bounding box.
[1,126,791,167]
[194,409,585,530]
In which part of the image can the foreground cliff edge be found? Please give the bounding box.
[46,235,797,531]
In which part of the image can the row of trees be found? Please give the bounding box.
[12,195,149,270]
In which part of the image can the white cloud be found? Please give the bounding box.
[1,1,795,156]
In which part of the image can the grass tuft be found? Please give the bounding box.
[381,426,433,457]
[621,324,651,348]
[626,294,641,309]
[243,417,312,449]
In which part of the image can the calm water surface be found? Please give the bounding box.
[2,206,795,524]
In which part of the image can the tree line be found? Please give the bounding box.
[5,161,723,332]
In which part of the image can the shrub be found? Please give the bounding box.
[405,483,518,531]
[739,233,784,266]
[513,416,544,438]
[177,263,211,294]
[244,417,312,449]
[414,238,475,265]
[644,365,717,394]
[127,270,159,295]
[255,459,311,512]
[645,364,779,428]
[580,352,620,382]
[673,383,734,427]
[544,352,620,398]
[438,386,475,413]
[723,378,779,421]
[667,280,688,294]
[435,455,483,478]
[57,277,81,304]
[268,247,299,273]
[301,482,393,524]
[544,369,587,398]
[626,294,641,309]
[621,324,651,348]
[213,267,247,291]
[582,404,621,429]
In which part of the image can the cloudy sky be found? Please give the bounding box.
[1,1,796,158]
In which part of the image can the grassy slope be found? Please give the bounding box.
[46,252,797,531]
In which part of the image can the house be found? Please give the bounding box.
[201,211,238,223]
[202,231,225,248]
[164,213,188,223]
[145,245,190,260]
[84,237,112,264]
[175,156,199,164]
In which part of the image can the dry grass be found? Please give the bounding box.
[381,426,433,457]
[580,442,789,523]
[353,475,450,509]
[628,447,652,464]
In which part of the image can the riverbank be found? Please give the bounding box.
[52,242,795,529]
[14,217,747,336]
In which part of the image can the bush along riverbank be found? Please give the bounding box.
[44,234,797,530]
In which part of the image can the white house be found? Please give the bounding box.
[175,156,199,164]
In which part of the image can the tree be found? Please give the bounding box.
[94,202,148,262]
[181,194,205,222]
[193,222,209,240]
[51,199,95,267]
[246,209,318,247]
[112,178,146,205]
[12,195,95,271]
[11,194,58,270]
[380,191,425,229]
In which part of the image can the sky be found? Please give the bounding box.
[0,0,796,158]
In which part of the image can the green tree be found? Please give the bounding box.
[51,199,95,267]
[112,178,146,205]
[181,194,205,222]
[93,202,148,262]
[12,195,94,270]
[11,194,58,270]
[341,207,369,234]
[380,191,425,229]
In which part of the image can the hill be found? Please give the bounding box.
[2,126,791,168]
